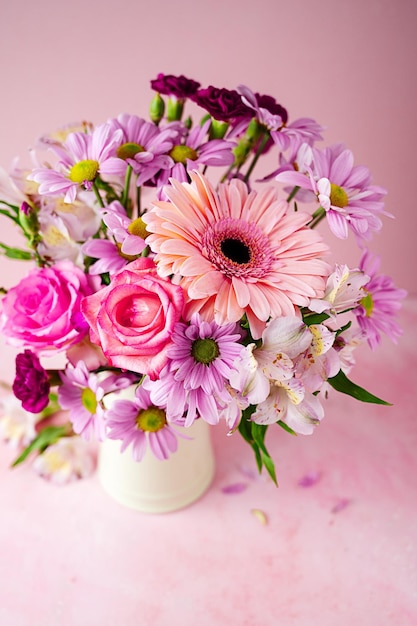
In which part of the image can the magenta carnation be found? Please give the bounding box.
[13,350,50,413]
[150,73,201,98]
[192,86,252,122]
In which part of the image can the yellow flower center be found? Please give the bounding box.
[329,183,349,208]
[115,242,139,261]
[136,407,167,432]
[81,387,98,413]
[127,217,148,240]
[169,145,198,164]
[117,142,145,160]
[360,292,374,317]
[191,338,219,365]
[69,159,99,183]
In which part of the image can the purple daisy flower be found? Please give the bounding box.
[155,119,235,191]
[147,314,243,427]
[13,349,50,413]
[277,144,388,242]
[28,123,123,203]
[58,361,110,441]
[354,250,407,349]
[105,383,179,461]
[99,114,176,185]
[82,201,147,275]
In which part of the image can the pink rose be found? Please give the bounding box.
[80,258,184,379]
[0,261,92,354]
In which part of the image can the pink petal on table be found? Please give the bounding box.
[298,471,322,487]
[221,482,248,495]
[331,498,351,514]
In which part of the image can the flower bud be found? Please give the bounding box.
[149,93,165,124]
[209,119,229,140]
[166,97,184,122]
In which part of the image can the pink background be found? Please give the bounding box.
[1,2,417,624]
[0,0,416,294]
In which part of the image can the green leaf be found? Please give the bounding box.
[301,310,330,325]
[0,242,32,260]
[251,423,278,486]
[328,369,392,405]
[260,449,278,486]
[11,425,69,467]
[277,420,298,436]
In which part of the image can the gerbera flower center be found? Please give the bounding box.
[191,338,220,365]
[330,183,349,208]
[360,291,374,317]
[127,216,148,240]
[220,238,251,264]
[81,387,98,414]
[117,142,145,160]
[69,159,99,183]
[202,218,273,279]
[136,407,167,432]
[169,145,198,164]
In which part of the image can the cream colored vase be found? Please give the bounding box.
[98,418,216,513]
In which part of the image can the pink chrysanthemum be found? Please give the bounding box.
[155,119,235,191]
[99,114,176,185]
[354,250,407,349]
[147,313,242,427]
[82,201,147,275]
[28,123,123,203]
[105,383,179,461]
[276,144,388,241]
[143,171,330,339]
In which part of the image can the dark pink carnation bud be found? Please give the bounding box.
[150,73,200,98]
[13,350,50,413]
[20,201,31,215]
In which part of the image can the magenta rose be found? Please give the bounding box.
[80,258,184,379]
[0,261,92,354]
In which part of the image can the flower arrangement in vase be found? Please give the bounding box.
[0,72,406,488]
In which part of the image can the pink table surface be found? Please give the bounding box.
[1,298,416,626]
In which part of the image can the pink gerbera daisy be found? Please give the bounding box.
[28,123,123,203]
[143,171,330,339]
[105,383,179,461]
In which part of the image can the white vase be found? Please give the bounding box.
[97,418,215,513]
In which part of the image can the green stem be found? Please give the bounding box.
[220,161,237,183]
[137,186,142,216]
[308,206,326,229]
[286,185,300,203]
[92,181,105,208]
[121,164,133,212]
[243,133,270,184]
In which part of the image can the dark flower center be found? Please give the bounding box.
[220,238,251,264]
[191,338,219,365]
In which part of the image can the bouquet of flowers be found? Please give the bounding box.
[0,72,407,484]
